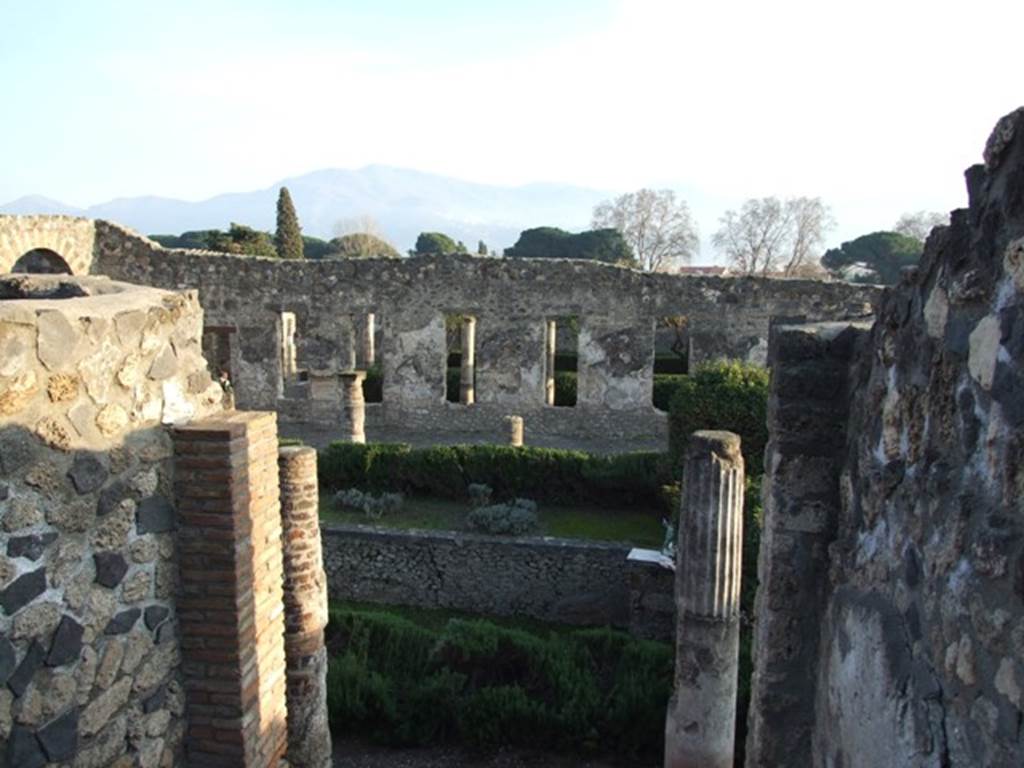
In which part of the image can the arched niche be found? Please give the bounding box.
[11,248,73,274]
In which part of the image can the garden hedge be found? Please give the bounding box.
[325,606,671,760]
[318,442,669,508]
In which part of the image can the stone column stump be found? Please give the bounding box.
[506,415,524,447]
[340,371,366,443]
[664,430,744,768]
[279,446,332,768]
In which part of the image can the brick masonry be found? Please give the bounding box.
[173,411,287,768]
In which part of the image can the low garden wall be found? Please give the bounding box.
[321,523,674,638]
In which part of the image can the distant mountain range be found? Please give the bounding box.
[0,166,615,253]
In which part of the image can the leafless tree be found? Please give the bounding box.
[713,196,834,277]
[591,189,699,272]
[893,210,947,242]
[333,214,384,239]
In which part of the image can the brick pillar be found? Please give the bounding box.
[544,319,557,406]
[173,411,288,768]
[665,431,744,768]
[340,371,366,443]
[363,312,376,367]
[506,415,524,447]
[460,316,476,405]
[278,446,332,768]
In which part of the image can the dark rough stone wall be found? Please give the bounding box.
[68,221,878,443]
[321,523,675,636]
[748,109,1024,767]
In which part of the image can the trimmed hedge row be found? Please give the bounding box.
[667,360,769,476]
[325,606,671,759]
[318,442,669,508]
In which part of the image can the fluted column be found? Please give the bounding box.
[506,415,524,447]
[665,430,744,768]
[278,446,332,768]
[340,371,366,443]
[460,316,476,405]
[544,320,557,406]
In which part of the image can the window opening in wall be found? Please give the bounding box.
[11,248,72,274]
[653,316,688,411]
[548,315,578,407]
[445,313,476,404]
[202,325,236,387]
[361,312,383,403]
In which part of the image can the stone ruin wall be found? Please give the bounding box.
[748,109,1024,767]
[0,217,879,444]
[0,275,224,766]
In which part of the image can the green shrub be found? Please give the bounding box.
[553,371,577,406]
[318,442,666,508]
[652,373,686,411]
[465,499,539,535]
[324,608,670,759]
[363,364,383,403]
[667,360,769,475]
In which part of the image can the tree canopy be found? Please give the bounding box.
[326,233,401,259]
[275,187,304,259]
[713,196,833,277]
[411,231,461,257]
[504,227,636,266]
[591,188,699,272]
[821,231,923,284]
[204,224,278,257]
[893,211,947,243]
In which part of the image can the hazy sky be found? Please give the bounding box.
[2,0,1022,253]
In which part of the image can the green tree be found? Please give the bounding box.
[504,227,636,267]
[205,224,278,257]
[275,187,304,259]
[327,233,401,259]
[477,240,488,256]
[821,231,923,284]
[411,232,460,257]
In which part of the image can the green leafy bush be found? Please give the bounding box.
[325,607,671,759]
[553,370,577,406]
[465,499,539,535]
[318,443,667,508]
[362,364,383,403]
[667,360,769,475]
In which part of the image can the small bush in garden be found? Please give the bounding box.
[466,500,538,535]
[467,483,492,507]
[334,487,404,520]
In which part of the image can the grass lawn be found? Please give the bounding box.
[319,493,664,548]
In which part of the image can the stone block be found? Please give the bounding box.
[46,616,84,667]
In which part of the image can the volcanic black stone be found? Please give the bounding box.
[7,533,58,562]
[0,568,47,615]
[104,608,141,635]
[93,552,128,588]
[0,637,15,687]
[96,480,127,517]
[142,686,166,714]
[8,640,46,697]
[46,616,84,667]
[144,605,170,631]
[0,484,8,501]
[36,708,78,762]
[156,620,176,645]
[67,453,108,495]
[136,495,175,534]
[6,725,46,768]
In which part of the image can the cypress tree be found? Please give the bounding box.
[275,187,304,259]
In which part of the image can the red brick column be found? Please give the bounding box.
[173,412,288,767]
[278,446,332,768]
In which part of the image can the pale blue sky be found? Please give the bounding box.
[2,0,1022,249]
